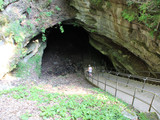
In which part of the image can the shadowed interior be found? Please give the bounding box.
[41,24,114,76]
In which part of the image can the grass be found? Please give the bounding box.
[0,86,134,120]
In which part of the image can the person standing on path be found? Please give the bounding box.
[88,65,92,77]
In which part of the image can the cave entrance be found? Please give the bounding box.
[41,23,113,77]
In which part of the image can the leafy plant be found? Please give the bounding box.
[0,86,27,96]
[55,5,61,11]
[44,11,53,17]
[122,0,160,39]
[20,112,32,120]
[48,0,52,4]
[41,27,46,42]
[90,29,96,33]
[122,9,137,22]
[5,20,30,44]
[0,86,134,120]
[126,0,134,6]
[58,22,64,33]
[26,7,31,15]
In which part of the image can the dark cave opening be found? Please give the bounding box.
[41,24,114,76]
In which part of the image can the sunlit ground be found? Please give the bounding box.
[0,85,135,120]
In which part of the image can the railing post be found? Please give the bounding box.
[126,74,131,87]
[104,79,107,91]
[97,77,99,87]
[142,77,148,92]
[97,72,99,87]
[115,81,118,98]
[116,73,119,82]
[132,88,137,106]
[149,94,155,112]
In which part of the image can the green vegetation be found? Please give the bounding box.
[90,0,111,10]
[26,7,31,15]
[122,0,160,39]
[90,29,96,33]
[16,54,41,78]
[58,22,64,33]
[40,11,54,17]
[20,112,32,120]
[55,5,61,11]
[47,0,52,4]
[2,1,62,43]
[4,20,35,46]
[0,0,3,11]
[138,113,150,120]
[44,11,53,17]
[41,27,46,42]
[122,9,137,22]
[138,112,158,120]
[0,86,133,120]
[72,22,80,27]
[90,0,103,6]
[5,21,26,44]
[0,0,63,78]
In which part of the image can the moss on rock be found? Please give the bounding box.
[15,54,41,78]
[15,42,46,79]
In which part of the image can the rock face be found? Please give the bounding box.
[0,0,73,78]
[0,0,159,78]
[69,0,160,75]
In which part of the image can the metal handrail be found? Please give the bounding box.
[84,71,160,117]
[106,67,160,75]
[106,70,160,84]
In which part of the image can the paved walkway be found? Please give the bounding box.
[86,72,160,119]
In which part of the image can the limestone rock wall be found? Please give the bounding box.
[0,0,159,78]
[0,0,73,78]
[69,0,160,75]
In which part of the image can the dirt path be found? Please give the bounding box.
[0,73,96,120]
[86,72,160,118]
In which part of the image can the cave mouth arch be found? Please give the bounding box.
[41,23,113,77]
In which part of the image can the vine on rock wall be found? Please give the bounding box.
[122,0,160,40]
